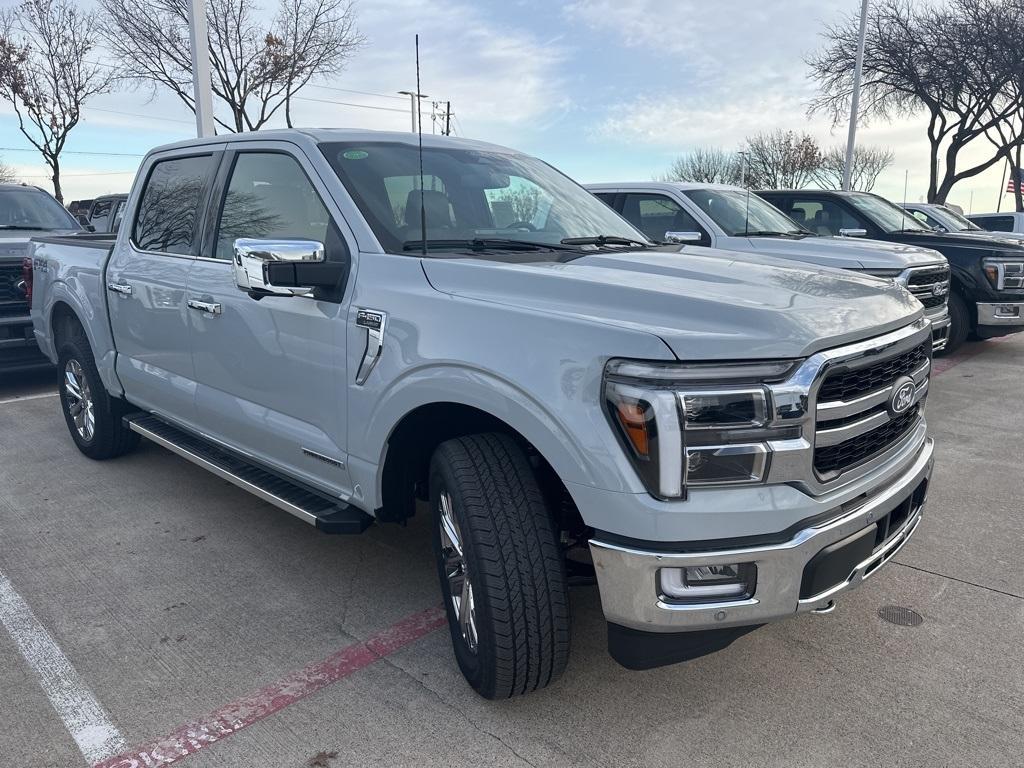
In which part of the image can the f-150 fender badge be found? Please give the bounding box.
[355,308,387,385]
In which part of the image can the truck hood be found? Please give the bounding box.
[888,229,1024,254]
[422,249,921,360]
[743,235,946,270]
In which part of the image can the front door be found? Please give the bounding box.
[107,151,221,427]
[187,145,354,497]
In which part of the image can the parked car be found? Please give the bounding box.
[29,129,934,697]
[759,189,1024,352]
[588,182,951,351]
[0,183,81,372]
[66,199,94,218]
[966,211,1024,236]
[903,202,1024,243]
[85,193,129,233]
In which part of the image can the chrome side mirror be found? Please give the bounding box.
[233,238,325,297]
[838,228,868,238]
[664,231,703,244]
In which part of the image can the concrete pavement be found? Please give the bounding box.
[0,338,1022,768]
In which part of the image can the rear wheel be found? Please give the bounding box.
[57,332,139,460]
[942,292,970,354]
[429,433,570,699]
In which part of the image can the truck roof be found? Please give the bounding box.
[144,127,519,157]
[586,181,743,193]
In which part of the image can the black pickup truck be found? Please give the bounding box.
[760,189,1024,353]
[0,183,81,372]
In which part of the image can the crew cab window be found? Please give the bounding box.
[620,193,703,243]
[133,155,215,255]
[972,215,1015,232]
[787,198,862,236]
[214,153,332,261]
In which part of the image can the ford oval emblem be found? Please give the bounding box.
[889,377,916,416]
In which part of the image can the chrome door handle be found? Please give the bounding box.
[187,299,222,315]
[106,282,132,296]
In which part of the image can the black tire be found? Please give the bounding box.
[429,433,570,699]
[942,292,970,354]
[57,330,140,460]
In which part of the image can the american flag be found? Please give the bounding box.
[1008,169,1023,194]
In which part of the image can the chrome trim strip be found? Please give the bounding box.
[354,308,387,386]
[302,447,345,469]
[817,386,891,421]
[976,302,1024,326]
[816,410,891,447]
[127,420,318,526]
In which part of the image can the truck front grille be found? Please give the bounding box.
[0,264,26,312]
[814,341,930,479]
[904,266,950,312]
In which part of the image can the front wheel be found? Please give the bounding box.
[942,293,970,354]
[430,433,570,699]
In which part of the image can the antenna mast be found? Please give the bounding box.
[416,35,427,256]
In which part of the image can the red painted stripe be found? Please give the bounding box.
[93,607,447,768]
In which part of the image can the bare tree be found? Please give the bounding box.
[0,158,17,184]
[743,130,821,189]
[658,147,743,185]
[0,0,117,202]
[813,145,894,191]
[101,0,363,133]
[807,0,1024,204]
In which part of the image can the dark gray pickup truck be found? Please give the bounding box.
[0,183,81,372]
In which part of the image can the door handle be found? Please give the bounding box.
[106,281,132,296]
[187,299,222,315]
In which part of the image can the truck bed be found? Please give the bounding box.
[29,233,119,389]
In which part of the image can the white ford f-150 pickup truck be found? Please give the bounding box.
[28,129,934,698]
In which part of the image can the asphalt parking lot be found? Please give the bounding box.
[2,338,1023,768]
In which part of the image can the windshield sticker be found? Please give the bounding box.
[343,150,368,160]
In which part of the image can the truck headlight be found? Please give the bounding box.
[983,259,1024,290]
[604,359,801,499]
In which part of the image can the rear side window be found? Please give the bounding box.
[132,155,215,254]
[89,199,113,230]
[972,215,1015,232]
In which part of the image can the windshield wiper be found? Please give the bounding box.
[0,225,49,230]
[402,238,579,252]
[740,230,812,238]
[560,235,650,248]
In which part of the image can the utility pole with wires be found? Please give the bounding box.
[398,90,428,133]
[842,0,870,191]
[433,101,454,136]
[187,0,215,137]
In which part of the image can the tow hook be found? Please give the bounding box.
[812,600,836,615]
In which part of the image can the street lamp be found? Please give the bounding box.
[842,0,870,191]
[187,0,215,138]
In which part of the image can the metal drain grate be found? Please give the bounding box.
[878,605,923,626]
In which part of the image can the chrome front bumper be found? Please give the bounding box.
[926,308,950,351]
[976,301,1024,326]
[590,437,934,633]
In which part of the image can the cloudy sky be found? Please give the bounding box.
[0,0,1012,212]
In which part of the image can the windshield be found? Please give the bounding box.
[321,142,649,252]
[933,205,982,231]
[682,188,808,237]
[847,193,927,233]
[0,188,79,230]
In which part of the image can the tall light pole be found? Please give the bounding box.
[842,0,870,191]
[188,0,215,137]
[398,90,428,133]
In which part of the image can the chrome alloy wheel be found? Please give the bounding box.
[438,490,478,653]
[64,359,95,441]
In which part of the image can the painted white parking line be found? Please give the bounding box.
[0,568,125,764]
[0,391,58,405]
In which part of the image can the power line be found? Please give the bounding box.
[290,94,409,113]
[86,106,195,126]
[307,83,406,101]
[17,171,137,178]
[0,147,144,157]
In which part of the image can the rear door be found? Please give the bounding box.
[107,149,222,426]
[186,141,355,496]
